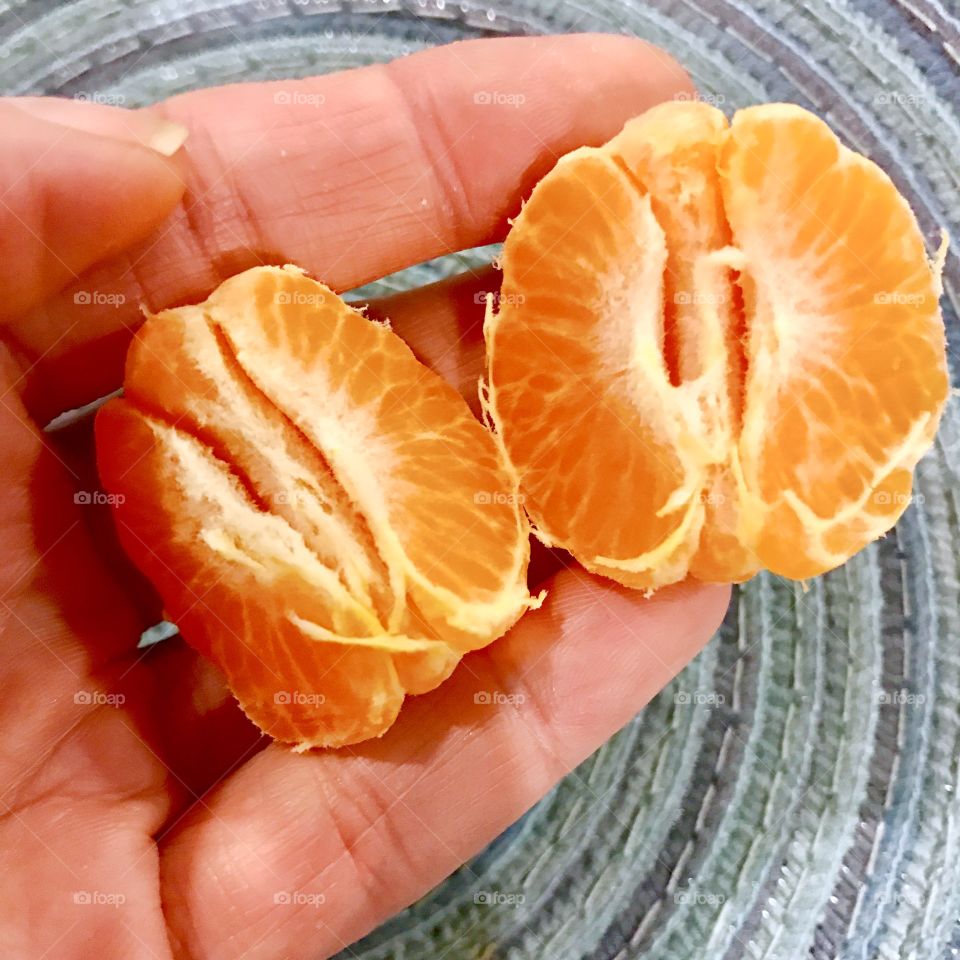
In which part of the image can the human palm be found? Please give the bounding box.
[0,34,728,959]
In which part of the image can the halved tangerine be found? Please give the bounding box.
[484,101,949,590]
[96,265,534,749]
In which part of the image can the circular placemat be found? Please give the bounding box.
[2,2,958,958]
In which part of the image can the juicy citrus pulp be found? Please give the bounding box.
[96,265,534,749]
[484,101,949,590]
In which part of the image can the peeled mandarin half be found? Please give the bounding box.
[96,265,534,749]
[484,101,949,590]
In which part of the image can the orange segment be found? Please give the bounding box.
[608,101,732,384]
[720,105,948,576]
[486,101,948,589]
[96,266,534,749]
[485,147,699,589]
[607,103,757,583]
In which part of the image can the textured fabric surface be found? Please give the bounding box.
[2,2,958,958]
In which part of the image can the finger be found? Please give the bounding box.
[10,34,693,423]
[0,98,187,320]
[159,571,729,960]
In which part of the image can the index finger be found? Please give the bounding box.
[13,33,692,423]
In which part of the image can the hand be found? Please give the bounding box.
[0,35,729,960]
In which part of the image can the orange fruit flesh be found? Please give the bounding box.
[485,102,948,590]
[96,266,534,749]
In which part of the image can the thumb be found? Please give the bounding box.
[0,97,187,320]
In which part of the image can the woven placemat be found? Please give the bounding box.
[2,2,958,957]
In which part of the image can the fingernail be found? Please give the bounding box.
[7,96,188,157]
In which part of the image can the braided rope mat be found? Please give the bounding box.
[2,1,958,957]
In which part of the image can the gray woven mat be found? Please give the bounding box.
[2,1,958,957]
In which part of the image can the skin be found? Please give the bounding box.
[0,35,730,960]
